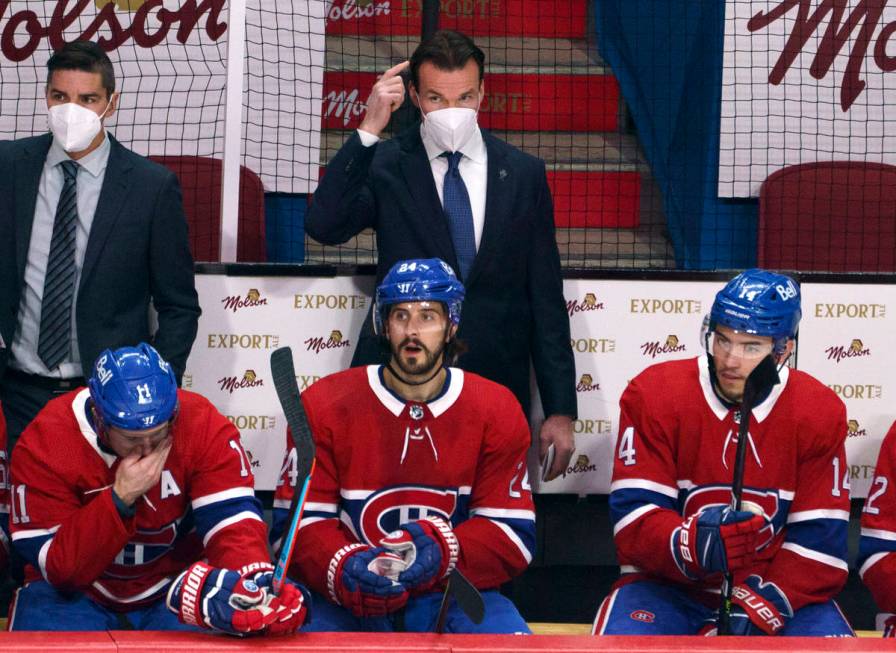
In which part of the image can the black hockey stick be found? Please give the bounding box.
[434,568,486,633]
[270,346,317,595]
[717,354,780,635]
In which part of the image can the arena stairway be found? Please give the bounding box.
[304,0,675,269]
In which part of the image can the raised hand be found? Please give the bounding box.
[359,60,410,137]
[113,436,172,506]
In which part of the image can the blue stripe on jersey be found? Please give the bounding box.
[484,515,535,559]
[193,495,263,541]
[609,487,677,527]
[12,532,53,570]
[786,518,848,562]
[858,533,896,569]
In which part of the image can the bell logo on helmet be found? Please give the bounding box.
[776,282,798,301]
[96,355,113,385]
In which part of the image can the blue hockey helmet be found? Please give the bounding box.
[374,258,465,334]
[88,343,178,431]
[709,268,801,354]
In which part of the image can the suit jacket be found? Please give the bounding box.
[0,133,200,382]
[306,126,576,417]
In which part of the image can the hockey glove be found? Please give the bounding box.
[728,574,792,636]
[166,562,284,635]
[328,543,409,617]
[239,562,309,635]
[380,516,459,592]
[672,505,771,578]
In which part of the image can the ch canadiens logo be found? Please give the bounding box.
[567,292,605,317]
[576,373,600,393]
[221,289,268,313]
[305,330,351,354]
[630,610,655,624]
[641,335,686,358]
[218,369,264,394]
[0,0,227,63]
[358,486,457,544]
[825,339,871,363]
[848,419,868,438]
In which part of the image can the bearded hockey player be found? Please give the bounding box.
[8,343,307,634]
[271,258,534,632]
[859,420,896,636]
[594,269,853,637]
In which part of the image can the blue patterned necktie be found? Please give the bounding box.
[441,151,476,281]
[38,159,80,371]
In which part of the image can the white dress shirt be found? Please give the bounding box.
[356,123,488,251]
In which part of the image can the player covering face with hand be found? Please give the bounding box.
[594,269,853,637]
[8,343,307,635]
[270,258,535,633]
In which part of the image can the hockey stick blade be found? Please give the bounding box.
[718,354,780,635]
[435,568,485,633]
[270,347,317,595]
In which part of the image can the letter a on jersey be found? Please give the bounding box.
[160,470,181,499]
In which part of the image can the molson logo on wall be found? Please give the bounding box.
[244,448,261,469]
[207,333,280,349]
[576,373,600,393]
[294,293,368,310]
[218,369,264,394]
[641,335,686,359]
[226,415,277,431]
[825,339,871,363]
[573,419,612,435]
[847,419,868,438]
[828,383,882,400]
[813,303,886,318]
[305,330,351,354]
[629,298,702,314]
[566,292,604,317]
[221,289,268,313]
[561,453,597,478]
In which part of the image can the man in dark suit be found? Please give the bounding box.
[306,31,576,481]
[0,41,200,451]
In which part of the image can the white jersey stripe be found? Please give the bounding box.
[859,551,890,578]
[38,539,52,580]
[304,501,338,513]
[489,520,533,564]
[192,487,255,509]
[470,507,536,521]
[862,527,896,541]
[202,511,264,546]
[787,509,850,523]
[11,525,60,541]
[613,503,659,536]
[610,478,678,499]
[781,542,848,570]
[91,576,173,604]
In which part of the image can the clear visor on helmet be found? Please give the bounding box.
[705,331,774,360]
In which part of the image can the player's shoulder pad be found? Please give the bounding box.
[785,368,848,449]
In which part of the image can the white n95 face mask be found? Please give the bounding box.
[421,106,479,153]
[47,101,110,152]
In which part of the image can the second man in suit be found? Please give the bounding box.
[306,30,576,481]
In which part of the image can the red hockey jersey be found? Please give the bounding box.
[610,356,849,613]
[859,420,896,612]
[272,366,535,601]
[9,388,269,610]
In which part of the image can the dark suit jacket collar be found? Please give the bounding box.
[80,134,134,290]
